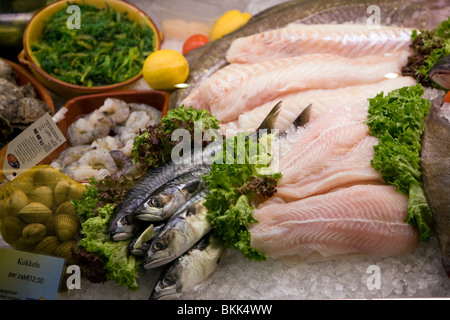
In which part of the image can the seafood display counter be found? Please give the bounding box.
[1,0,450,302]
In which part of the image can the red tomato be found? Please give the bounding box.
[182,34,209,55]
[444,91,450,104]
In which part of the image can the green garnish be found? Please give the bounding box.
[132,105,221,171]
[366,84,433,242]
[202,132,282,261]
[402,17,450,89]
[31,2,156,87]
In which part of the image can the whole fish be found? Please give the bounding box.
[429,54,450,90]
[135,169,208,222]
[421,97,450,277]
[143,189,212,269]
[149,233,226,300]
[168,0,434,110]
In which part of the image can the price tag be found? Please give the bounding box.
[0,248,65,300]
[0,113,66,181]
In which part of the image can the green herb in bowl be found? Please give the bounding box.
[31,2,156,87]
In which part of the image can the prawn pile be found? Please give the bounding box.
[50,98,161,181]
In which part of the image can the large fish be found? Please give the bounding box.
[421,97,450,277]
[429,54,450,90]
[149,233,226,300]
[143,189,212,269]
[168,0,441,110]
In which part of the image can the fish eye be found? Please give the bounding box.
[153,240,166,251]
[162,274,176,287]
[151,198,161,207]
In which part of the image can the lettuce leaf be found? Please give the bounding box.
[202,132,282,261]
[366,84,433,241]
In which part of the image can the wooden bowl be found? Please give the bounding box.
[40,90,169,165]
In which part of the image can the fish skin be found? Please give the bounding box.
[169,0,432,111]
[226,23,412,64]
[429,54,450,90]
[108,159,210,241]
[135,169,208,222]
[421,100,450,277]
[143,189,212,269]
[149,233,225,300]
[249,184,419,259]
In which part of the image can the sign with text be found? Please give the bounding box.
[0,248,65,300]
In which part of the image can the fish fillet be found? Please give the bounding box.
[249,184,419,259]
[226,23,412,64]
[275,106,369,186]
[229,76,416,132]
[199,51,410,122]
[276,135,384,201]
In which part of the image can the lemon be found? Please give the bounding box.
[142,49,189,91]
[211,10,252,40]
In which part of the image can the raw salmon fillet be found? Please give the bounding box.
[230,76,416,132]
[249,184,419,259]
[226,23,412,64]
[199,51,410,122]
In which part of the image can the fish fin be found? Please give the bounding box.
[292,103,312,128]
[256,101,282,131]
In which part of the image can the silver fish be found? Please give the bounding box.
[108,158,211,241]
[143,189,212,269]
[429,54,450,90]
[149,233,225,300]
[135,169,208,222]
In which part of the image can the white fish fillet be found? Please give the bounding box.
[276,135,383,201]
[199,51,410,122]
[249,184,419,259]
[226,23,413,64]
[276,106,370,186]
[230,76,416,132]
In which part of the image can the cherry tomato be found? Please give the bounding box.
[182,34,209,55]
[444,91,450,104]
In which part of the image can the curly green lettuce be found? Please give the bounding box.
[202,132,282,261]
[366,84,433,242]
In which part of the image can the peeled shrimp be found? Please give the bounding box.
[128,103,161,125]
[57,144,93,165]
[119,111,151,142]
[91,135,122,152]
[97,98,131,126]
[77,149,118,179]
[67,113,110,146]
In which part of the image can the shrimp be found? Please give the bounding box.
[91,135,122,151]
[77,149,118,178]
[98,98,130,126]
[121,139,135,157]
[67,114,110,146]
[119,111,151,142]
[128,103,161,126]
[57,144,93,165]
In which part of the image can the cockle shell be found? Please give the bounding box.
[13,236,36,251]
[8,190,29,215]
[18,202,52,223]
[0,216,25,244]
[55,201,77,218]
[29,186,54,210]
[22,223,47,244]
[34,236,60,255]
[54,240,76,261]
[54,180,71,205]
[33,166,61,189]
[55,214,80,242]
